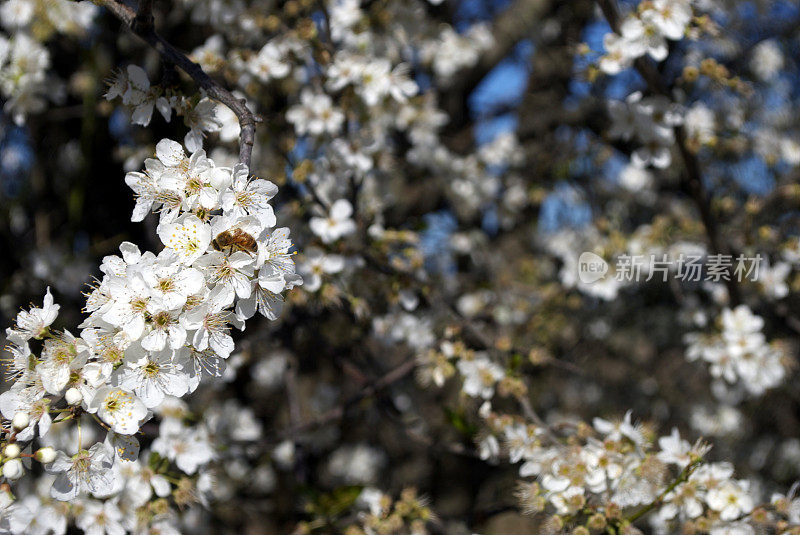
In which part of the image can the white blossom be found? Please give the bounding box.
[309,199,356,243]
[46,443,116,501]
[86,387,148,435]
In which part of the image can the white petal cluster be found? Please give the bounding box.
[685,304,787,397]
[0,0,95,124]
[287,89,345,137]
[106,67,224,151]
[490,407,757,533]
[0,33,50,124]
[608,91,684,169]
[47,443,116,501]
[246,40,292,82]
[598,0,693,75]
[309,199,357,243]
[427,340,764,533]
[597,1,695,171]
[456,354,505,400]
[0,137,300,505]
[653,463,755,532]
[326,52,418,106]
[298,247,345,292]
[0,0,95,35]
[421,24,494,81]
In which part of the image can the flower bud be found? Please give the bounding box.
[587,514,607,530]
[65,388,83,406]
[2,445,19,460]
[2,459,23,480]
[35,447,56,464]
[11,413,28,432]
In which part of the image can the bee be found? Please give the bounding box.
[211,228,258,255]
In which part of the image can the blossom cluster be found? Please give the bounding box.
[0,0,95,123]
[685,305,788,398]
[505,416,760,535]
[420,23,494,81]
[0,397,219,534]
[598,0,693,75]
[105,65,229,152]
[0,137,300,532]
[410,329,792,534]
[607,91,684,169]
[345,487,433,535]
[591,0,699,174]
[0,32,50,124]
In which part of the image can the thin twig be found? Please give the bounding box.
[518,396,560,444]
[272,357,417,440]
[625,458,702,524]
[98,0,259,168]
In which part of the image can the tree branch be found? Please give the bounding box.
[131,0,153,33]
[98,0,258,168]
[272,356,417,440]
[441,0,553,138]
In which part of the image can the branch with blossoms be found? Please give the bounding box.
[96,0,259,167]
[594,0,750,307]
[0,137,301,514]
[584,0,800,400]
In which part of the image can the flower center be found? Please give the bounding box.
[153,311,173,329]
[143,361,161,378]
[131,298,149,314]
[158,278,175,293]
